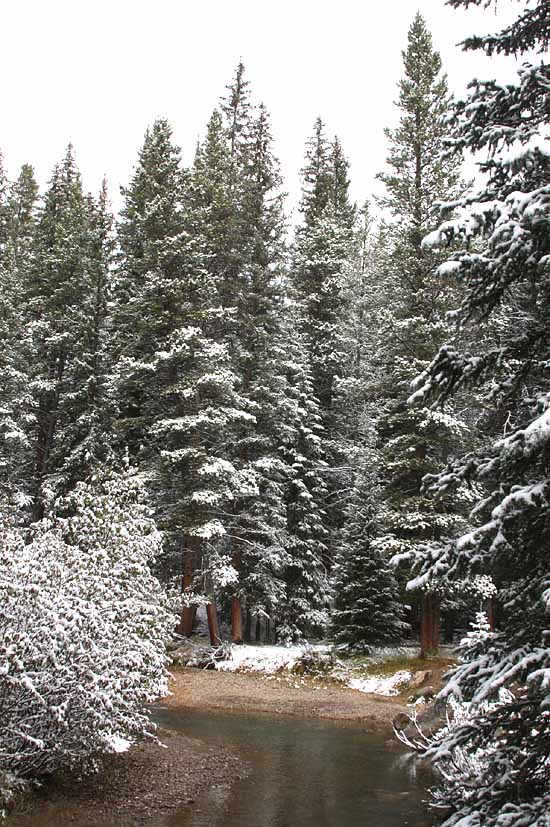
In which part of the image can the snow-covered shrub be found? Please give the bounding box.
[0,770,28,818]
[290,645,339,676]
[0,467,174,790]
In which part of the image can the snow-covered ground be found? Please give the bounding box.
[214,643,416,696]
[348,671,412,696]
[215,643,329,674]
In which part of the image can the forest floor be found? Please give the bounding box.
[7,650,454,826]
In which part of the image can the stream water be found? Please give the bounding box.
[153,708,434,827]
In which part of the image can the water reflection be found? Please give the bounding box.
[153,709,434,827]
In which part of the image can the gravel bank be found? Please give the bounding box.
[162,666,407,728]
[8,727,246,827]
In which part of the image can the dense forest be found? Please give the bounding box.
[1,1,549,826]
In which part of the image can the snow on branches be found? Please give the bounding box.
[0,467,174,807]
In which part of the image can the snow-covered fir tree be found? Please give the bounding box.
[8,147,115,519]
[114,119,191,457]
[275,321,330,642]
[0,161,40,501]
[290,119,356,563]
[292,118,355,429]
[188,67,297,641]
[373,13,470,650]
[332,454,408,651]
[403,2,550,824]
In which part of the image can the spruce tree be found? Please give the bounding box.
[114,119,189,457]
[332,459,408,651]
[115,118,244,640]
[15,147,114,518]
[190,69,292,641]
[373,14,468,651]
[293,119,354,423]
[404,3,550,823]
[290,120,356,566]
[275,321,330,642]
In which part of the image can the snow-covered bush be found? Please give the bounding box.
[0,467,174,798]
[290,645,339,676]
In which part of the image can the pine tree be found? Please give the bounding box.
[0,152,23,498]
[115,118,243,641]
[150,324,256,641]
[189,69,293,641]
[223,97,290,641]
[15,147,114,518]
[404,3,550,824]
[290,120,356,567]
[293,119,354,423]
[332,458,408,651]
[0,163,40,501]
[373,14,468,651]
[114,119,189,457]
[273,320,330,642]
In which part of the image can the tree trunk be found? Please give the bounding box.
[487,596,497,631]
[231,595,243,644]
[255,614,261,642]
[230,548,243,643]
[420,592,441,658]
[178,536,197,637]
[245,609,252,642]
[206,602,221,646]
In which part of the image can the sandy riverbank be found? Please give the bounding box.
[161,666,408,728]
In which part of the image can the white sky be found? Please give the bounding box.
[1,0,524,217]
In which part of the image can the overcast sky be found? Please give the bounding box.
[1,0,522,216]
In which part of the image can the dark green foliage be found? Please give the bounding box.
[372,14,468,570]
[3,147,115,517]
[332,462,407,650]
[405,3,550,825]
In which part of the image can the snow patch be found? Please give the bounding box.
[215,643,328,674]
[349,670,411,696]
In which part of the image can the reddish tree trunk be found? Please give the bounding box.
[178,537,197,637]
[487,596,497,631]
[420,593,441,658]
[230,548,243,643]
[231,596,243,644]
[206,602,221,646]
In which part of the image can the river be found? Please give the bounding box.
[153,708,434,827]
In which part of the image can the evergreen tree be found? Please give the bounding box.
[404,2,550,824]
[15,147,113,518]
[290,120,356,564]
[224,97,290,640]
[189,69,293,641]
[0,163,40,501]
[6,164,39,268]
[115,118,245,640]
[0,152,23,498]
[150,324,256,639]
[275,322,330,642]
[293,119,354,423]
[373,14,468,649]
[114,119,189,457]
[332,458,408,651]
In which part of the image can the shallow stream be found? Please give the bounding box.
[154,708,434,827]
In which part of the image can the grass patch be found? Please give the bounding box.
[363,654,456,677]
